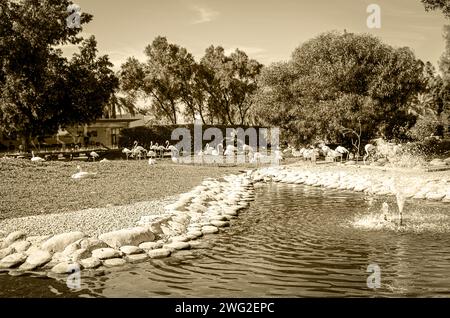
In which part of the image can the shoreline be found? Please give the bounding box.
[251,163,450,203]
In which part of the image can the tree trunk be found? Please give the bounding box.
[20,132,31,153]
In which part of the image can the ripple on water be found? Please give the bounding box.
[2,183,450,297]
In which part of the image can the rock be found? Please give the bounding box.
[170,235,190,243]
[164,242,190,251]
[2,231,26,248]
[430,159,445,166]
[425,192,446,201]
[139,242,163,250]
[186,230,203,239]
[70,249,91,262]
[19,250,52,270]
[79,238,108,252]
[0,247,14,259]
[80,257,102,269]
[41,232,85,253]
[202,226,219,235]
[0,253,27,268]
[119,246,143,255]
[62,242,81,256]
[103,258,127,267]
[99,227,155,249]
[126,253,149,263]
[26,235,52,246]
[51,262,80,274]
[91,248,121,260]
[210,220,230,228]
[148,248,171,259]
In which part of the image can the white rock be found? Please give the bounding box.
[79,238,108,251]
[26,235,52,246]
[126,253,149,263]
[70,249,91,262]
[425,192,446,201]
[103,258,127,267]
[19,250,52,270]
[119,246,143,255]
[0,253,27,268]
[139,242,163,250]
[80,257,102,269]
[148,248,171,259]
[41,232,85,253]
[91,248,121,260]
[62,242,81,256]
[99,227,155,249]
[202,226,219,234]
[170,235,190,243]
[51,262,80,274]
[210,220,230,228]
[164,242,190,251]
[0,247,14,259]
[2,231,26,248]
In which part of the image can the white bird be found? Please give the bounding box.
[71,165,97,179]
[211,144,223,156]
[31,151,45,162]
[204,143,214,155]
[148,158,157,165]
[90,151,99,162]
[122,148,132,160]
[224,145,237,157]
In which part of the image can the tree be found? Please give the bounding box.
[421,0,450,18]
[120,37,196,124]
[254,31,424,150]
[0,0,117,151]
[199,46,263,125]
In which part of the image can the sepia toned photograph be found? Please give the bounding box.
[1,0,450,304]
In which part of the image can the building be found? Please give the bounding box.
[0,115,145,151]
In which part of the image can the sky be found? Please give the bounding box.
[66,0,449,70]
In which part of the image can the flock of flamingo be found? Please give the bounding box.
[121,140,284,165]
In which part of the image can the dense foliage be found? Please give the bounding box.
[252,31,426,150]
[0,0,117,150]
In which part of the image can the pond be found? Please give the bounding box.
[1,183,450,297]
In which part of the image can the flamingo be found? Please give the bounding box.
[211,144,224,156]
[224,145,237,157]
[335,146,349,162]
[31,151,45,162]
[71,165,97,179]
[147,142,157,158]
[157,142,167,159]
[204,143,214,155]
[90,151,99,162]
[364,144,376,165]
[122,148,132,160]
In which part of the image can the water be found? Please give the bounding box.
[2,183,450,297]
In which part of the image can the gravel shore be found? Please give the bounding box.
[0,195,178,237]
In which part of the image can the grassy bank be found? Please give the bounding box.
[0,159,243,220]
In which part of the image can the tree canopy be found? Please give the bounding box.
[119,37,263,125]
[421,0,450,18]
[0,0,117,150]
[253,31,424,149]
